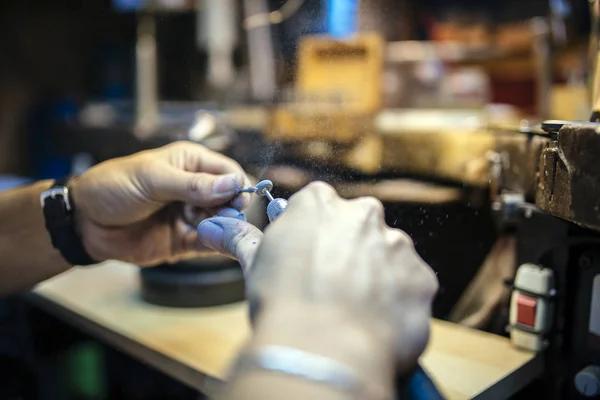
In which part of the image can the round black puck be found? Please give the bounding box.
[139,257,246,308]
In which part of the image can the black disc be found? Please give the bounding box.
[139,258,246,308]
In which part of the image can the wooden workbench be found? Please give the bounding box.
[26,262,542,399]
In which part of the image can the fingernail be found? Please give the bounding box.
[214,173,243,195]
[197,219,223,249]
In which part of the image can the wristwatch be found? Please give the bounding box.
[40,177,96,266]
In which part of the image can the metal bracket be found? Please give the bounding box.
[40,187,71,211]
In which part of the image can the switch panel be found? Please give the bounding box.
[516,294,537,328]
[509,263,555,351]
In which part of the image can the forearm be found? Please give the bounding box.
[220,305,395,400]
[0,181,71,295]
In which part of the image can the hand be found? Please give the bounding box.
[197,181,438,375]
[71,141,251,265]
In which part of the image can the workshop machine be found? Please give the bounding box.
[482,119,600,399]
[468,3,600,397]
[468,3,600,393]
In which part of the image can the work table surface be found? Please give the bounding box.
[27,262,542,399]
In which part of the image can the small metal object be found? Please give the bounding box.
[541,120,570,134]
[266,198,288,222]
[541,120,600,137]
[40,187,72,211]
[237,180,273,195]
[239,180,287,222]
[254,180,274,201]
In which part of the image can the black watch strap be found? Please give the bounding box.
[41,177,96,266]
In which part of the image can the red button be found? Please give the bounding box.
[517,294,537,328]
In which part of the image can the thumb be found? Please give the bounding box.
[197,216,264,273]
[151,167,250,209]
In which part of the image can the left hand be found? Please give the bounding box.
[70,141,251,265]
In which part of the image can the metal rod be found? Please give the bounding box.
[531,17,552,121]
[264,191,274,202]
[135,13,159,138]
[242,0,277,102]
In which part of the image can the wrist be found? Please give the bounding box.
[250,302,396,392]
[38,177,99,266]
[67,177,105,263]
[67,177,83,236]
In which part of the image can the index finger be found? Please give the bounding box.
[164,141,249,178]
[190,143,245,175]
[190,147,253,196]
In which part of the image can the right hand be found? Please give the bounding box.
[197,181,438,374]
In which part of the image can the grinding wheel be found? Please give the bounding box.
[139,256,246,308]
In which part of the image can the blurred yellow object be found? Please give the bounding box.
[267,33,384,143]
[268,109,374,143]
[380,129,496,186]
[261,34,526,185]
[551,84,589,121]
[296,33,383,113]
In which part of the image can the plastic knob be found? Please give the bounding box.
[575,366,600,397]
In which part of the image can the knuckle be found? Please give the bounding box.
[289,181,337,206]
[167,141,207,162]
[397,230,414,247]
[161,141,194,165]
[417,263,439,299]
[305,181,336,194]
[426,267,440,294]
[185,173,211,195]
[357,196,384,219]
[162,140,187,153]
[169,140,195,151]
[387,228,414,249]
